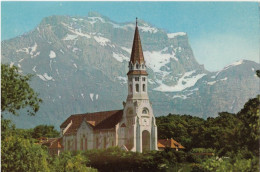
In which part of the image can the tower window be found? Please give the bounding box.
[136,64,139,69]
[142,64,145,69]
[143,84,146,92]
[136,84,139,92]
[142,77,146,81]
[135,77,139,81]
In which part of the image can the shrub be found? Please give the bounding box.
[83,147,171,172]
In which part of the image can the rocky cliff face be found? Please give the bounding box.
[2,12,259,128]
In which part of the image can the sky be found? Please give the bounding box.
[1,1,259,71]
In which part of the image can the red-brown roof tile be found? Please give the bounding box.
[49,138,63,149]
[157,142,165,148]
[60,110,123,135]
[130,25,145,64]
[158,138,185,149]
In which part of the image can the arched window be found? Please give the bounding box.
[143,84,146,92]
[80,138,83,150]
[142,108,149,114]
[136,64,139,69]
[127,108,133,117]
[136,84,139,92]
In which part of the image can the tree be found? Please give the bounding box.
[237,98,260,155]
[32,125,60,139]
[1,64,42,116]
[50,151,97,172]
[256,70,260,78]
[1,135,50,172]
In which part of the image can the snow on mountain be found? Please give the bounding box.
[172,94,188,100]
[63,34,78,41]
[121,47,131,54]
[139,23,158,33]
[81,93,84,99]
[213,60,245,78]
[49,51,56,58]
[90,93,94,101]
[43,73,53,80]
[112,52,129,62]
[207,81,216,85]
[220,77,227,81]
[16,42,40,58]
[61,22,91,38]
[167,32,186,38]
[154,71,206,92]
[37,74,47,81]
[94,36,111,46]
[32,66,37,72]
[144,48,178,73]
[88,16,105,24]
[117,76,127,84]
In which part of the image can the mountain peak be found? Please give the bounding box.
[87,12,110,21]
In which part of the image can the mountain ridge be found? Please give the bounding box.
[2,13,259,129]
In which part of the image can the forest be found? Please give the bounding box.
[1,64,260,172]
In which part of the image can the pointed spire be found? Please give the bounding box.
[129,17,145,65]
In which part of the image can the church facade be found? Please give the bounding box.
[59,20,158,153]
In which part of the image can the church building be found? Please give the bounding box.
[58,19,158,153]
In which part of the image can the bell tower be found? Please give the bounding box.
[118,18,158,152]
[127,18,149,101]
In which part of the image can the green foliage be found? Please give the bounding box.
[83,147,175,172]
[31,125,60,139]
[156,97,259,157]
[1,64,42,116]
[50,151,97,172]
[202,112,242,156]
[198,156,259,172]
[237,97,260,155]
[191,148,215,153]
[1,135,50,172]
[156,114,204,150]
[1,119,96,172]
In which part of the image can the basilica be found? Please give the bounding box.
[47,20,158,154]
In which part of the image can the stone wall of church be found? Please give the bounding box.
[92,130,116,149]
[62,121,117,151]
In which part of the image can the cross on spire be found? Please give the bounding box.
[136,17,138,27]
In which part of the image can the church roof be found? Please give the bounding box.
[60,110,123,135]
[130,19,145,65]
[39,137,63,149]
[158,138,185,149]
[49,138,63,149]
